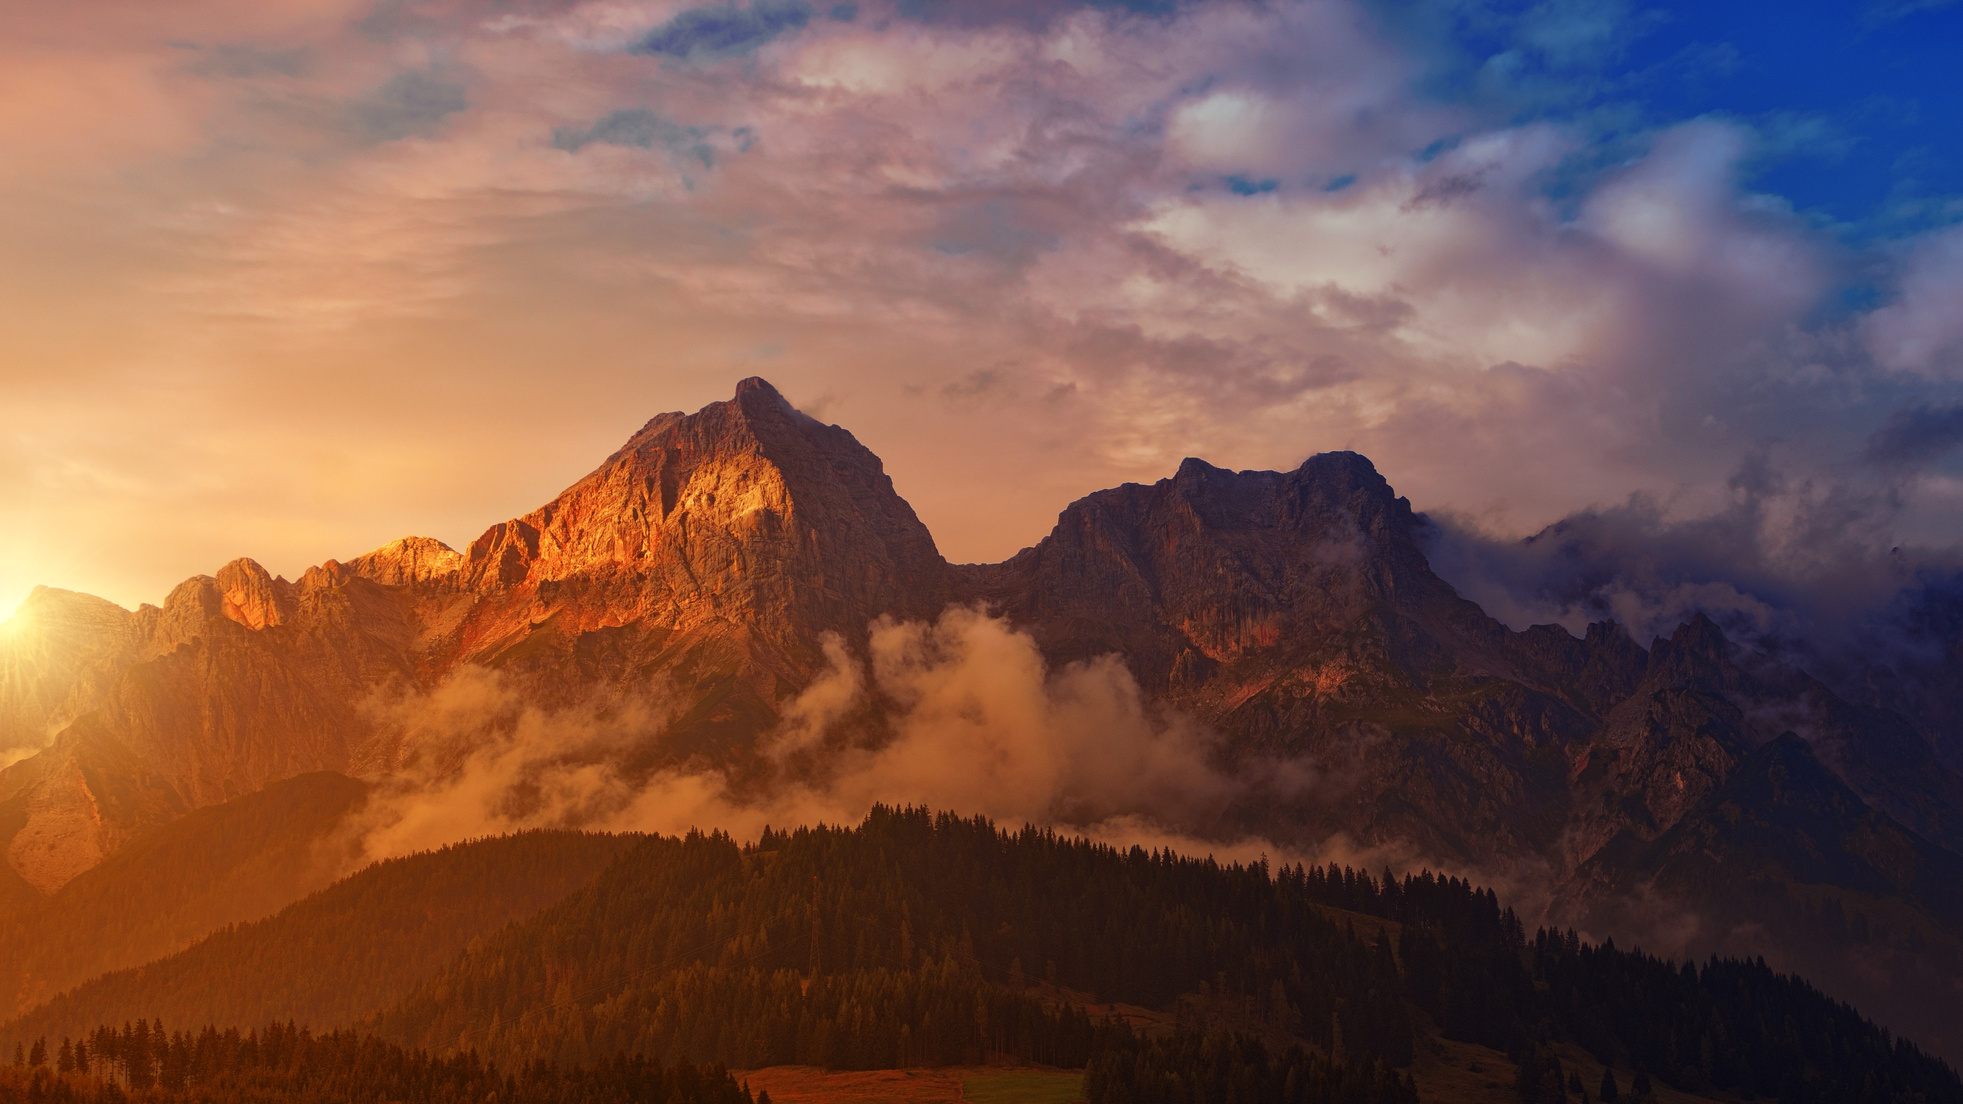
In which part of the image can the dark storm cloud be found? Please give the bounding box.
[635,2,815,61]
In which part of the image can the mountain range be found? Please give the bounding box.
[3,376,1961,1062]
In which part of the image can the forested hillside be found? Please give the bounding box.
[5,809,1955,1104]
[0,773,367,1020]
[368,810,1415,1070]
[365,809,1959,1103]
[0,1021,753,1104]
[3,831,636,1043]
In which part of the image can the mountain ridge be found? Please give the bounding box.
[2,376,1960,1059]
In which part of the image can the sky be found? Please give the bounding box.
[5,0,1963,627]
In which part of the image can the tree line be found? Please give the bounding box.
[0,1020,754,1104]
[371,808,1415,1069]
[8,807,1959,1104]
[1312,863,1960,1103]
[1085,1030,1420,1104]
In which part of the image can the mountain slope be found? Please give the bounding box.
[0,561,423,894]
[971,453,1644,862]
[0,829,635,1043]
[0,771,367,1022]
[337,809,1951,1102]
[1565,733,1963,1063]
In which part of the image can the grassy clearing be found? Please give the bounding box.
[961,1070,1085,1104]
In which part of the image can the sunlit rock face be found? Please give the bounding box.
[424,375,955,746]
[0,378,957,893]
[1,376,1961,1057]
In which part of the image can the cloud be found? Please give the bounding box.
[894,0,1181,28]
[1423,443,1921,643]
[1864,224,1963,378]
[349,70,468,141]
[1422,442,1963,773]
[1864,401,1963,470]
[347,607,1274,863]
[347,666,681,861]
[635,2,815,61]
[551,108,729,167]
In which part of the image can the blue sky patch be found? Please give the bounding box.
[1365,0,1963,239]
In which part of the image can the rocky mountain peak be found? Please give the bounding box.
[345,537,463,588]
[976,447,1493,692]
[214,559,292,632]
[443,379,948,660]
[1641,612,1739,691]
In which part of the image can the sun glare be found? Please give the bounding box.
[0,591,29,642]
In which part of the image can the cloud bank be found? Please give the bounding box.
[347,607,1272,863]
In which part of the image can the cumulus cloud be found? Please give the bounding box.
[1425,444,1918,641]
[345,607,1252,862]
[349,665,682,860]
[1864,224,1963,378]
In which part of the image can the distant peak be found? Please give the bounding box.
[347,536,463,588]
[216,557,291,631]
[1295,450,1382,480]
[1666,611,1730,654]
[731,375,816,428]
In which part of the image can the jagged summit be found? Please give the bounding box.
[975,445,1491,692]
[450,378,948,640]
